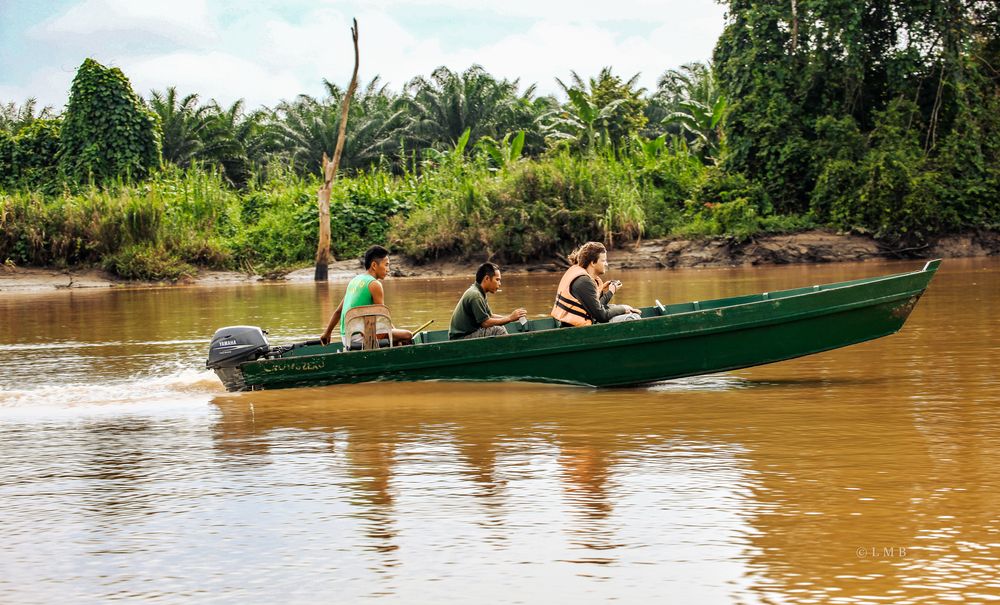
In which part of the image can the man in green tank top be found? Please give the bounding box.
[320,245,413,348]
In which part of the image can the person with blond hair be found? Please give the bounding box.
[551,242,641,327]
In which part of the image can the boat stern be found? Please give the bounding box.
[206,326,270,392]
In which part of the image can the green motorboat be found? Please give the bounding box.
[206,260,940,392]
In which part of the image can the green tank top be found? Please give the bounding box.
[340,273,377,336]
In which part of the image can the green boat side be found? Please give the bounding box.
[235,260,941,390]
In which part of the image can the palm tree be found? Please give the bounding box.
[273,77,406,176]
[273,94,337,174]
[397,65,539,153]
[198,99,279,187]
[0,98,56,134]
[330,76,408,168]
[149,87,212,167]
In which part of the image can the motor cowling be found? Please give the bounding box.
[206,326,270,369]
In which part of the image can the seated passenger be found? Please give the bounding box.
[550,241,641,327]
[320,245,413,348]
[449,262,527,340]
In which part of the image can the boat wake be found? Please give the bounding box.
[0,363,222,411]
[645,374,751,392]
[0,338,208,352]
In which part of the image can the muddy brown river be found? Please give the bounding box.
[1,258,997,603]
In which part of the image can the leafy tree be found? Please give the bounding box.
[60,58,161,183]
[585,68,647,146]
[716,0,1000,239]
[12,119,62,189]
[0,130,15,189]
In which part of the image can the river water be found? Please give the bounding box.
[1,258,998,604]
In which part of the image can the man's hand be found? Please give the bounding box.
[602,280,622,294]
[626,305,641,315]
[507,308,527,323]
[320,332,331,346]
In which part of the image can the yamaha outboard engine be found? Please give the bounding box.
[206,326,270,391]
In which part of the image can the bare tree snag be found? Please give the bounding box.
[315,18,360,281]
[790,0,798,54]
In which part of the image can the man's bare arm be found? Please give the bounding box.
[320,298,345,345]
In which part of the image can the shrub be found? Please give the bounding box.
[101,243,193,280]
[0,131,15,190]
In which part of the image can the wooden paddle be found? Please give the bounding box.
[410,319,435,334]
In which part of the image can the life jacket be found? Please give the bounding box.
[551,265,603,326]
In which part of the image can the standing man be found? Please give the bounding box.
[550,241,641,327]
[449,262,527,340]
[320,245,413,347]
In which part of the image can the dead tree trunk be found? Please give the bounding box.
[790,0,798,54]
[315,18,360,281]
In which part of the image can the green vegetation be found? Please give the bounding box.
[2,8,999,280]
[59,58,161,184]
[714,0,1000,244]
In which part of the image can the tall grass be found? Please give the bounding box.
[1,142,817,279]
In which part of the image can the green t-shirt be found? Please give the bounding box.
[340,273,376,337]
[449,283,492,339]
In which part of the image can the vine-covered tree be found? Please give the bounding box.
[60,58,161,183]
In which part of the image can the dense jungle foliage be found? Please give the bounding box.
[1,2,998,279]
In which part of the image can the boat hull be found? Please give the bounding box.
[225,261,939,391]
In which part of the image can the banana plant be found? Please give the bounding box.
[539,89,624,152]
[664,94,727,163]
[422,126,471,166]
[633,133,667,162]
[475,130,525,170]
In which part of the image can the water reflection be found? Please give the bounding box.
[209,383,764,596]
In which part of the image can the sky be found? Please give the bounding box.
[0,0,728,111]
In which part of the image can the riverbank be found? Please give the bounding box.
[2,229,998,293]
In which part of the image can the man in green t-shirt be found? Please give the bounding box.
[449,262,527,340]
[320,245,413,348]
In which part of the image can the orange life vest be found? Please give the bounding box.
[551,265,603,326]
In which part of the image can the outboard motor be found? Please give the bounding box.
[206,326,270,391]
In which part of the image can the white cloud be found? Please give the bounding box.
[345,12,723,98]
[0,68,76,110]
[3,0,726,109]
[120,51,306,108]
[355,0,720,22]
[30,0,216,46]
